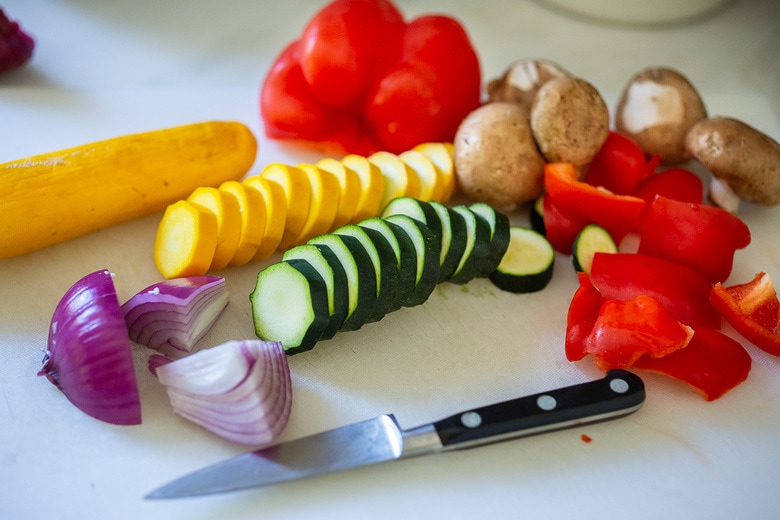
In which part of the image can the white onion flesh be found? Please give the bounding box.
[155,340,292,446]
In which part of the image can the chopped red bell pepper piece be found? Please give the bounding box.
[542,194,588,255]
[637,196,751,283]
[631,168,703,204]
[260,0,481,155]
[585,294,694,371]
[710,272,780,356]
[565,272,604,362]
[585,131,659,195]
[633,326,752,401]
[590,252,721,327]
[544,162,647,247]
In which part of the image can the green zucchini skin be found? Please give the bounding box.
[448,206,492,285]
[380,219,420,311]
[488,226,555,294]
[282,244,349,339]
[250,259,331,354]
[384,214,441,307]
[469,202,511,277]
[529,194,546,236]
[428,201,468,283]
[381,196,443,241]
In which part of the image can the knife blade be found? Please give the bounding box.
[146,369,644,499]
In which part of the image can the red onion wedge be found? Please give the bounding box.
[154,339,292,446]
[38,269,142,426]
[122,276,228,358]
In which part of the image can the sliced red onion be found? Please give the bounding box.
[155,339,292,446]
[38,269,142,426]
[122,276,228,358]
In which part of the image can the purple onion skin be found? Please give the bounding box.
[0,9,35,74]
[39,269,141,426]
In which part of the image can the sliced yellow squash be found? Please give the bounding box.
[260,163,312,251]
[154,200,218,279]
[243,176,288,263]
[187,186,241,270]
[294,163,341,243]
[316,157,361,229]
[368,151,421,210]
[412,142,456,203]
[340,154,385,223]
[219,180,265,267]
[398,150,442,202]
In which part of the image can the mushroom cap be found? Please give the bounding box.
[487,58,571,113]
[685,117,780,206]
[616,66,707,164]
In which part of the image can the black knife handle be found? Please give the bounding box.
[433,370,645,449]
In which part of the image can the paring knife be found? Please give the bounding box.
[146,369,644,499]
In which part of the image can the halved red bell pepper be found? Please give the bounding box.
[637,196,751,283]
[542,194,588,255]
[633,326,752,401]
[260,0,481,155]
[589,252,721,327]
[710,272,780,356]
[584,294,693,371]
[544,162,647,248]
[585,131,659,195]
[631,168,703,204]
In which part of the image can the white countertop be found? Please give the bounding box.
[1,1,779,519]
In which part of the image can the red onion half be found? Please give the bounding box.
[38,269,142,425]
[122,276,228,358]
[155,339,292,446]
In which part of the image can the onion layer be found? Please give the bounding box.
[122,276,228,358]
[154,339,292,445]
[38,269,142,425]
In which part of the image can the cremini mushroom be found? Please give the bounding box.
[453,102,545,212]
[685,117,780,212]
[529,76,610,168]
[615,66,707,164]
[486,59,571,115]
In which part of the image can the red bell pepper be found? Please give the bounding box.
[260,0,481,155]
[631,168,703,204]
[633,326,752,401]
[584,294,693,371]
[565,272,603,362]
[585,131,659,196]
[543,162,647,249]
[589,252,721,327]
[710,272,780,356]
[637,196,751,283]
[542,194,587,255]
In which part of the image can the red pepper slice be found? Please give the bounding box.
[585,294,693,371]
[544,162,646,245]
[590,252,721,327]
[565,272,603,362]
[633,326,752,401]
[585,131,658,195]
[631,168,703,204]
[637,196,751,282]
[710,272,780,356]
[542,194,588,255]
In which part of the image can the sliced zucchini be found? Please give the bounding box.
[469,202,511,277]
[334,224,400,322]
[447,205,492,285]
[383,214,441,307]
[489,227,555,294]
[529,194,546,235]
[250,259,330,354]
[364,218,418,312]
[307,233,377,331]
[572,224,617,275]
[282,244,348,340]
[380,196,442,242]
[428,201,467,282]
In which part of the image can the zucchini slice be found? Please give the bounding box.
[447,206,492,285]
[250,259,330,354]
[428,201,467,282]
[363,218,418,312]
[383,214,441,307]
[469,202,511,277]
[572,224,617,275]
[282,244,348,340]
[307,233,377,331]
[334,224,400,322]
[380,196,442,242]
[529,194,546,236]
[489,227,555,294]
